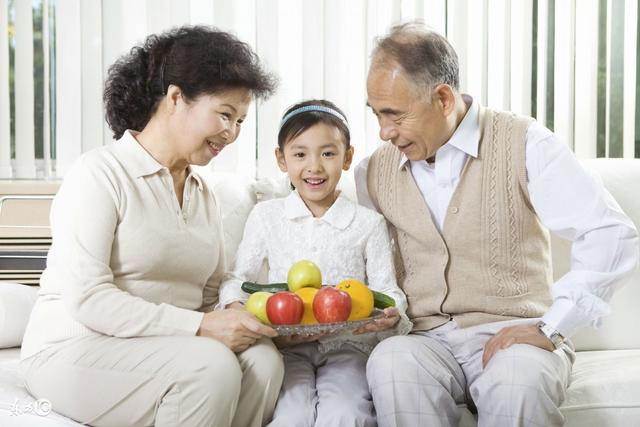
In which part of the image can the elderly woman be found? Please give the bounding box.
[20,26,283,427]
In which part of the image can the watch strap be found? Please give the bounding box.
[536,321,565,349]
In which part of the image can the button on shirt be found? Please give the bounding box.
[355,95,639,339]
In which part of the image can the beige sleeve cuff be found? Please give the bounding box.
[160,304,205,336]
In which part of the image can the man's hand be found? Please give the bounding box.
[482,324,554,368]
[352,307,400,334]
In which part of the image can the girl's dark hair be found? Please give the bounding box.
[277,100,350,151]
[104,25,277,139]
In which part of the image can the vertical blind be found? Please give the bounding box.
[0,0,639,180]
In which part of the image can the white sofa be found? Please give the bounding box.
[547,159,640,427]
[1,158,639,426]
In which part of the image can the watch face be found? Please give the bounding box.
[539,323,553,336]
[536,322,564,348]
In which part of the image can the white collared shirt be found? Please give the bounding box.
[218,190,408,313]
[355,96,639,339]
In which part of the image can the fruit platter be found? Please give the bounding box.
[270,309,386,336]
[242,260,396,337]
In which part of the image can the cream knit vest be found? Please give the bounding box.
[367,107,553,331]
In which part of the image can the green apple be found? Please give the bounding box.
[287,260,322,292]
[246,291,273,324]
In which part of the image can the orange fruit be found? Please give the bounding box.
[295,287,319,324]
[336,279,374,320]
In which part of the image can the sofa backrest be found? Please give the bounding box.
[552,159,640,351]
[208,170,357,268]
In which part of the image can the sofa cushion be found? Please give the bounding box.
[0,348,83,425]
[202,171,258,266]
[561,349,640,426]
[0,283,38,348]
[551,159,640,351]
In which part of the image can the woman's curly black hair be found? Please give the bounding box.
[104,25,277,139]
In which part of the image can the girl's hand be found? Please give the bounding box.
[352,307,400,335]
[197,308,277,353]
[273,332,329,348]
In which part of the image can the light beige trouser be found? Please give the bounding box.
[267,342,376,427]
[20,334,284,427]
[367,318,575,427]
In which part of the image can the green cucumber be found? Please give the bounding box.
[241,281,288,294]
[372,290,396,309]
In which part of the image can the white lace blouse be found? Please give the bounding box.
[218,190,411,353]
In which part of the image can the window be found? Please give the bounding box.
[1,0,638,181]
[2,0,55,179]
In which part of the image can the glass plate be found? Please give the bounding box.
[272,309,385,336]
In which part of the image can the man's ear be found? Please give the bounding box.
[343,146,355,171]
[433,84,456,117]
[275,147,288,172]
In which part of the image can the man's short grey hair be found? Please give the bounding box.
[371,22,459,93]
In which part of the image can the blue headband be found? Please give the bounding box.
[279,105,349,130]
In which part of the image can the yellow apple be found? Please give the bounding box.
[246,291,273,324]
[287,260,322,292]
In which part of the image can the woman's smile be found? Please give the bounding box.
[207,139,226,157]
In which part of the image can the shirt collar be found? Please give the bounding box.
[116,130,203,190]
[398,94,480,170]
[284,190,356,230]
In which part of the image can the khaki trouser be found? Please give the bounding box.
[20,334,284,427]
[367,318,575,427]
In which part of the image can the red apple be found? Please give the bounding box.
[312,287,352,323]
[266,291,304,325]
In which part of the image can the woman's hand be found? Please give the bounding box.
[226,301,246,310]
[197,308,277,353]
[352,307,400,335]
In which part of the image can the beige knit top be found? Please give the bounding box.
[367,107,553,332]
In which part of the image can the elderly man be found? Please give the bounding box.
[356,23,639,427]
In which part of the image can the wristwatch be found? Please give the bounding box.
[536,321,565,349]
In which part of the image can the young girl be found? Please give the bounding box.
[218,100,410,427]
